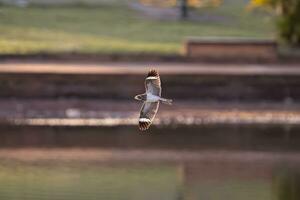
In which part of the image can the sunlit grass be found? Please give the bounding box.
[0,1,274,55]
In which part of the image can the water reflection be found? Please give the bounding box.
[0,155,299,200]
[0,125,299,200]
[0,162,181,200]
[273,167,300,200]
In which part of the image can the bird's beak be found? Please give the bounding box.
[134,95,140,100]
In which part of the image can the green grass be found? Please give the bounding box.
[0,1,275,55]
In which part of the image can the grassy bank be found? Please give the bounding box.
[0,0,274,55]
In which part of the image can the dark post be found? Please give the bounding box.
[179,0,188,20]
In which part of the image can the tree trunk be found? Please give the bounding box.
[179,0,188,20]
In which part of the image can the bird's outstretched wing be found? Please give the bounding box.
[145,69,161,96]
[139,102,159,131]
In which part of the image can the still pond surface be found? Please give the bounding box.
[0,125,299,200]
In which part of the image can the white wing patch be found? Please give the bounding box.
[146,76,158,80]
[139,118,151,123]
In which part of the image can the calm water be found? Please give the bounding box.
[0,125,299,200]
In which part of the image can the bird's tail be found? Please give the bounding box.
[160,98,173,105]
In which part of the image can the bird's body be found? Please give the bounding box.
[134,69,173,131]
[146,93,161,103]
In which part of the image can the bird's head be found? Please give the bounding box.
[134,95,142,101]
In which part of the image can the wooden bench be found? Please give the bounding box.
[184,38,278,62]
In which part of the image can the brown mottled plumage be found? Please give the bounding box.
[147,69,159,77]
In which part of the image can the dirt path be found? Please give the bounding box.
[0,61,300,75]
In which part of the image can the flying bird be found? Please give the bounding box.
[134,69,173,131]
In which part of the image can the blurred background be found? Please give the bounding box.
[0,0,300,200]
